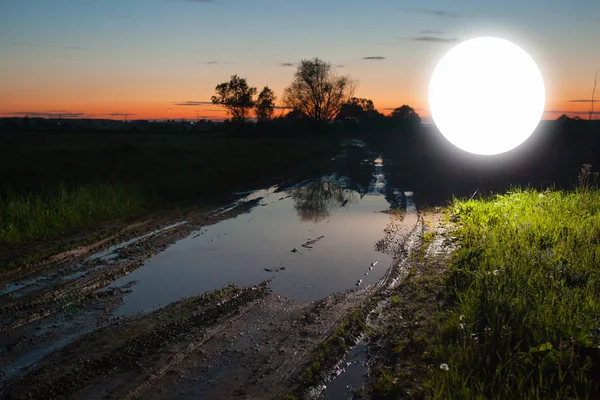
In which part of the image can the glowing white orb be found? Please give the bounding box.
[428,37,545,155]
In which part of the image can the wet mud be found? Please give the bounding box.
[0,139,444,399]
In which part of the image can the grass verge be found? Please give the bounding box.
[0,183,148,248]
[366,213,449,399]
[288,307,370,399]
[303,309,370,386]
[420,188,600,398]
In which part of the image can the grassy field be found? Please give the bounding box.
[0,183,148,248]
[419,184,600,398]
[0,131,339,250]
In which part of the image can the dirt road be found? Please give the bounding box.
[0,139,454,399]
[0,203,444,400]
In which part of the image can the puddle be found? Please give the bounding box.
[320,342,369,399]
[110,181,394,317]
[108,146,417,318]
[0,278,45,297]
[0,333,80,384]
[0,141,420,384]
[87,220,189,261]
[210,186,279,217]
[0,221,188,300]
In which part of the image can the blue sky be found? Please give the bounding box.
[1,0,599,119]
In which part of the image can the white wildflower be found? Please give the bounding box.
[459,315,465,321]
[459,323,466,330]
[440,363,449,371]
[493,270,499,276]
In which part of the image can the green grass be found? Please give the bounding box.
[422,188,600,399]
[303,309,369,386]
[0,131,339,252]
[0,183,147,248]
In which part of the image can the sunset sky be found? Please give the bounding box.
[1,0,599,122]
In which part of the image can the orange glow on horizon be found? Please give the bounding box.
[0,95,595,122]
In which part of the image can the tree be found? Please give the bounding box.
[390,104,421,125]
[557,114,581,122]
[336,97,382,123]
[291,181,357,222]
[285,109,302,120]
[211,75,257,123]
[255,86,276,123]
[283,58,356,125]
[388,105,421,133]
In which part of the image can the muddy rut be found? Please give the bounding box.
[0,204,425,399]
[0,138,431,399]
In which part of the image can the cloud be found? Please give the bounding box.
[422,30,444,34]
[192,116,223,120]
[174,101,214,106]
[9,42,45,48]
[400,7,458,17]
[3,111,92,118]
[105,112,138,117]
[567,100,599,103]
[382,107,424,111]
[101,13,136,19]
[363,56,386,60]
[413,36,458,43]
[280,63,295,67]
[62,45,88,50]
[10,42,88,50]
[544,110,592,116]
[198,60,233,65]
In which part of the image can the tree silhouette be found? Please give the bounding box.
[390,105,421,131]
[391,105,420,122]
[283,58,356,126]
[558,114,582,122]
[336,97,382,123]
[291,181,357,222]
[211,75,257,123]
[255,86,276,123]
[283,109,303,121]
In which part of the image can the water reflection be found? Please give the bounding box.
[291,181,359,222]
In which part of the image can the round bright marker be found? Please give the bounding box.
[428,37,545,155]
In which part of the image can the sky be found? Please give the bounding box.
[1,0,599,121]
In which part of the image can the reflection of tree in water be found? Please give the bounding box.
[291,181,358,222]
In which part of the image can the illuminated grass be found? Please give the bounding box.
[423,188,600,398]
